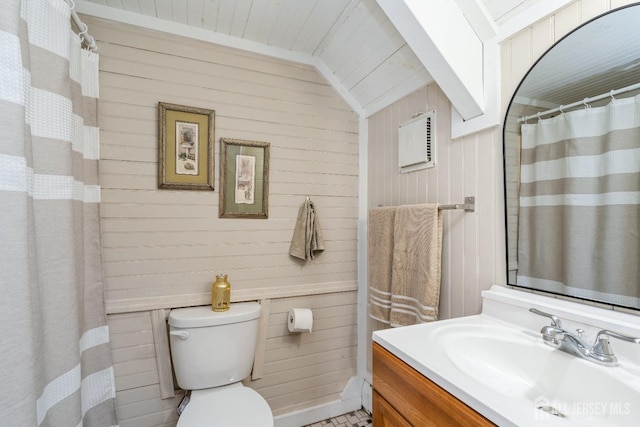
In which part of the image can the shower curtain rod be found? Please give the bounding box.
[66,0,97,51]
[518,81,640,123]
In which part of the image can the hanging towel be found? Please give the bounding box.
[290,198,325,261]
[367,207,396,324]
[390,204,443,327]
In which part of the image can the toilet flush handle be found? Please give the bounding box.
[170,330,190,340]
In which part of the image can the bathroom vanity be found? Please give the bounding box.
[372,286,640,427]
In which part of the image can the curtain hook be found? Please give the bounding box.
[559,105,565,115]
[537,112,542,123]
[610,89,616,103]
[68,0,75,10]
[583,98,591,109]
[79,23,88,36]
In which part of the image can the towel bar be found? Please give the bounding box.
[438,196,475,212]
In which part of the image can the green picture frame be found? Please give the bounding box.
[219,138,270,219]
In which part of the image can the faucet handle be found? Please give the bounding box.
[529,308,563,328]
[592,329,640,357]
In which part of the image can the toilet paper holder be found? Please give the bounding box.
[288,308,313,333]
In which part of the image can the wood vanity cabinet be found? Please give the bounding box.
[372,342,495,426]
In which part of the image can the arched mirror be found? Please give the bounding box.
[503,4,640,310]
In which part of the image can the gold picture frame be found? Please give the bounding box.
[219,138,270,219]
[158,102,215,190]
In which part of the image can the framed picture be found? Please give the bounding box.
[158,102,215,190]
[219,138,270,219]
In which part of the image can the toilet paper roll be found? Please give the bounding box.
[288,308,313,333]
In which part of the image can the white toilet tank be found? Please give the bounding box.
[168,302,261,390]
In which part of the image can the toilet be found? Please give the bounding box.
[168,302,273,426]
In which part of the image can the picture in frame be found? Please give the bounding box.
[158,102,215,190]
[219,138,270,219]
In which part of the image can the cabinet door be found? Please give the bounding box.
[372,390,411,427]
[372,342,495,426]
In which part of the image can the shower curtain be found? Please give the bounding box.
[517,94,640,306]
[0,0,117,425]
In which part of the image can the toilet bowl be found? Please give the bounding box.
[168,303,274,427]
[177,384,272,427]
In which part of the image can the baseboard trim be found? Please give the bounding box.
[273,376,363,427]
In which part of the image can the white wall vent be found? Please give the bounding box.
[398,111,436,173]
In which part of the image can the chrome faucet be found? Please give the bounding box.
[529,308,640,367]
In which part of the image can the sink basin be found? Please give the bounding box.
[436,323,640,425]
[372,287,640,427]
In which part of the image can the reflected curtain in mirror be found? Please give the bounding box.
[517,95,640,307]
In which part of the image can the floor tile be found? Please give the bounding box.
[303,409,372,427]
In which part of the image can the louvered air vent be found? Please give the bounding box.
[398,111,436,173]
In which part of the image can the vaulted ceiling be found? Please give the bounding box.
[76,0,565,121]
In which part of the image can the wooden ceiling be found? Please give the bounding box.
[78,0,579,118]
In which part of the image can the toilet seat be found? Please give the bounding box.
[177,384,273,427]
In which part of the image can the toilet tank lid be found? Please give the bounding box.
[169,302,261,328]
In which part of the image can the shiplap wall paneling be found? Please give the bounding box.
[249,292,358,416]
[87,17,360,309]
[109,312,183,427]
[365,83,501,369]
[367,83,483,321]
[89,16,360,426]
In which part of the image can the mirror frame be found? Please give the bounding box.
[502,3,640,311]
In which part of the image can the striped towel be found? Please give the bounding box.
[390,204,442,326]
[367,204,443,326]
[367,207,396,323]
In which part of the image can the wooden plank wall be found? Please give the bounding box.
[250,292,358,416]
[88,16,359,308]
[85,16,360,426]
[367,84,500,319]
[365,83,502,371]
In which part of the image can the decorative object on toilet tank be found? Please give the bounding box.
[212,274,231,312]
[219,138,270,218]
[158,102,215,190]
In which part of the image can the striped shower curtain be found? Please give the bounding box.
[517,94,640,307]
[0,0,117,425]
